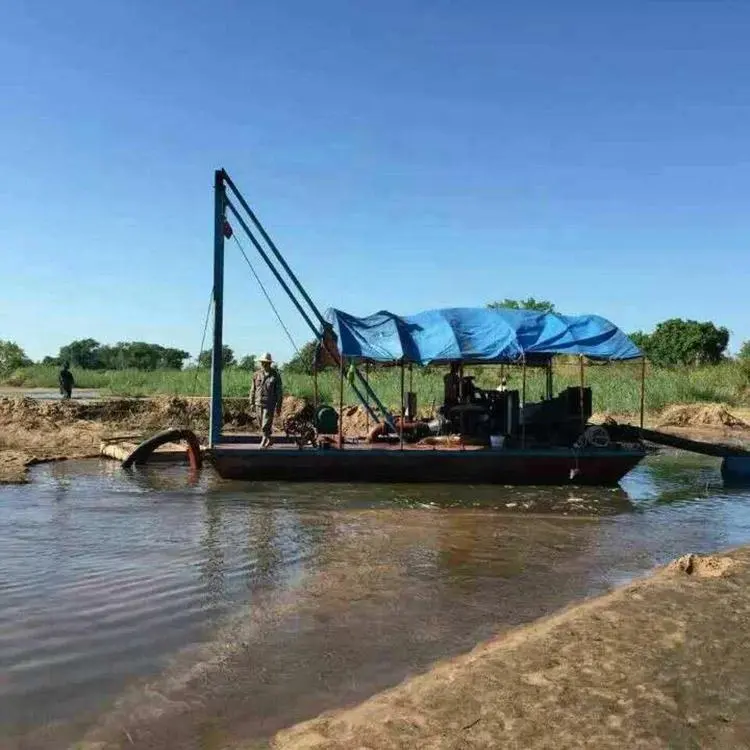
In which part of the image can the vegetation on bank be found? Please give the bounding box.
[3,360,749,414]
[2,298,749,415]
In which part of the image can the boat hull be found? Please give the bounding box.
[210,443,645,486]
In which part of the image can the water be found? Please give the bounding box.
[0,388,101,401]
[1,454,750,748]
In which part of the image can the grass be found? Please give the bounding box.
[3,361,748,414]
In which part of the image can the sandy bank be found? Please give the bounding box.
[0,395,298,484]
[272,548,750,750]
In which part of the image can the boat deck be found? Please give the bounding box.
[211,434,645,485]
[218,438,487,453]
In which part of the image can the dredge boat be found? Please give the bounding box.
[207,169,647,486]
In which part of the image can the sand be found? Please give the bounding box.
[271,549,750,750]
[658,403,749,429]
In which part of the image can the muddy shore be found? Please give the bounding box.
[2,396,749,485]
[271,548,750,750]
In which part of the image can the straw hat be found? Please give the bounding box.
[259,352,273,363]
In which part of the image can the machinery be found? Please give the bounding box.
[430,365,593,447]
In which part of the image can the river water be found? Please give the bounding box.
[1,454,749,748]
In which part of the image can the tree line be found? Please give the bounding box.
[0,338,257,376]
[1,298,748,377]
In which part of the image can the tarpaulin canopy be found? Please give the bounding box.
[324,307,642,365]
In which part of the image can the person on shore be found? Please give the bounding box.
[250,353,283,449]
[59,362,74,400]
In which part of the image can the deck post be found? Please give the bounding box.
[209,169,226,448]
[579,355,585,430]
[639,357,646,432]
[365,362,370,433]
[338,353,345,448]
[313,350,319,412]
[521,357,527,449]
[547,360,553,400]
[400,360,405,450]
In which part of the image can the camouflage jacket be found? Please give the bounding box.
[250,368,282,410]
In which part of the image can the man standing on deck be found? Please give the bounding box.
[59,361,74,400]
[250,353,283,449]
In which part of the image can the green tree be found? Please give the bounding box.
[738,341,750,361]
[238,355,257,371]
[100,343,189,370]
[160,347,190,370]
[41,355,60,367]
[198,345,236,368]
[59,338,103,369]
[487,297,556,312]
[628,331,651,353]
[0,340,32,375]
[283,341,318,374]
[644,319,729,367]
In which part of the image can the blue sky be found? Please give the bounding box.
[1,0,748,364]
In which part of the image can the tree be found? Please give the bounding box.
[283,341,318,374]
[487,297,556,313]
[0,340,32,375]
[160,347,190,370]
[628,331,651,353]
[238,355,257,371]
[642,319,729,367]
[59,338,103,369]
[41,355,60,367]
[57,339,190,370]
[198,345,236,368]
[739,341,750,362]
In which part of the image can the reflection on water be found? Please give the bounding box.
[1,454,749,748]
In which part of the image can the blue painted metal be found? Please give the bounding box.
[209,169,226,447]
[223,181,394,430]
[224,171,328,330]
[722,456,750,484]
[223,172,395,428]
[225,199,319,335]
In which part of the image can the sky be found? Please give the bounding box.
[1,0,749,364]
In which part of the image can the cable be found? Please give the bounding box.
[231,232,301,355]
[193,291,214,396]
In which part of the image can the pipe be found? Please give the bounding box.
[223,170,329,329]
[229,197,382,424]
[338,355,345,449]
[226,200,319,336]
[400,360,405,451]
[224,174,392,429]
[579,355,585,430]
[313,355,319,413]
[368,418,424,443]
[365,362,370,433]
[209,169,226,448]
[521,358,527,449]
[639,357,646,433]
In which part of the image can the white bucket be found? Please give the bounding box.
[489,435,505,449]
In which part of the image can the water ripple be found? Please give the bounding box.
[1,455,749,747]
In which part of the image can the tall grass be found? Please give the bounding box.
[3,361,748,413]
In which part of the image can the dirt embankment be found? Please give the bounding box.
[0,396,254,484]
[0,395,375,484]
[271,549,750,750]
[593,402,750,449]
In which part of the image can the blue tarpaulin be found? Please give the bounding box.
[324,307,642,364]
